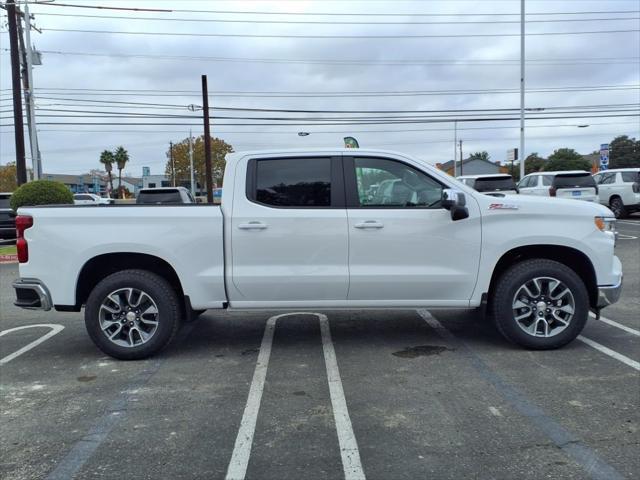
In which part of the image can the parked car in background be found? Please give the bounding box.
[457,174,518,196]
[518,171,598,202]
[0,192,16,239]
[136,187,195,205]
[73,193,113,205]
[592,168,640,219]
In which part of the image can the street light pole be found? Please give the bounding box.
[23,0,41,179]
[202,75,214,204]
[519,0,526,180]
[189,129,195,196]
[453,121,458,177]
[169,141,175,187]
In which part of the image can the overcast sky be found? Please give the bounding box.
[1,0,639,176]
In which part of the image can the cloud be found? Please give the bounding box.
[0,0,638,174]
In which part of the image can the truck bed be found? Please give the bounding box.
[17,204,227,310]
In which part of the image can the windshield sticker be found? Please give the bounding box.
[489,203,519,210]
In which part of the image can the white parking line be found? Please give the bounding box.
[225,313,364,480]
[589,313,640,337]
[577,335,640,371]
[0,324,65,365]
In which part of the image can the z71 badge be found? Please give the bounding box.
[488,203,519,210]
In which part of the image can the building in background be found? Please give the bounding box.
[42,173,107,195]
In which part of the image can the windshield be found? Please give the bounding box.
[553,173,596,188]
[473,177,516,192]
[136,190,182,204]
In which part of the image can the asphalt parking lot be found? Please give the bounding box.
[1,217,638,480]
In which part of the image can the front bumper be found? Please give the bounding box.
[13,278,52,311]
[596,276,623,308]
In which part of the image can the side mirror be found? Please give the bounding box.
[441,189,469,221]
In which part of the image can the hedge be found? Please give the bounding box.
[10,180,74,211]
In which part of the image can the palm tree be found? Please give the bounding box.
[114,146,130,199]
[99,150,115,198]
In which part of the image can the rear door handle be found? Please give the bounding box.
[354,220,384,229]
[238,221,268,230]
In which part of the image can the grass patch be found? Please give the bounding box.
[0,245,17,255]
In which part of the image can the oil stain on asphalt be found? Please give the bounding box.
[392,345,451,358]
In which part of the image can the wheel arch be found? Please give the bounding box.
[487,245,598,309]
[72,253,185,311]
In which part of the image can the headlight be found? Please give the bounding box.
[594,216,616,233]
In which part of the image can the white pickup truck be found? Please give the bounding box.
[13,149,622,359]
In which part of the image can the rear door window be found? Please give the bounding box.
[541,176,553,186]
[553,173,596,189]
[473,176,516,192]
[251,157,332,207]
[621,171,640,183]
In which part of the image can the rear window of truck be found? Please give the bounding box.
[0,196,10,209]
[136,190,182,204]
[552,174,596,189]
[474,177,516,192]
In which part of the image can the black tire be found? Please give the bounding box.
[85,269,182,360]
[490,259,589,350]
[609,197,627,219]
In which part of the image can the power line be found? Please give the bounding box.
[30,4,640,17]
[1,113,638,128]
[42,27,640,38]
[33,12,640,25]
[0,84,633,99]
[3,49,637,67]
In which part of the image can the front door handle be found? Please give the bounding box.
[354,220,384,229]
[238,221,268,230]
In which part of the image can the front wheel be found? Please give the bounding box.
[85,269,182,360]
[609,197,627,219]
[491,259,589,350]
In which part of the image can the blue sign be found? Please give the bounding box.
[599,143,609,171]
[213,188,222,198]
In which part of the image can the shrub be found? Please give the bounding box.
[9,180,74,211]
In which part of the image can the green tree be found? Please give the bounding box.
[165,135,233,193]
[0,162,18,192]
[544,148,590,172]
[609,135,639,168]
[99,150,115,197]
[468,151,490,162]
[524,152,546,174]
[114,146,130,199]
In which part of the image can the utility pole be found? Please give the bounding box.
[189,129,195,197]
[22,0,41,179]
[453,121,458,177]
[519,0,526,180]
[459,140,464,176]
[6,0,27,185]
[202,75,214,204]
[169,141,175,186]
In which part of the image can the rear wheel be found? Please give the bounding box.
[609,197,627,219]
[85,269,181,360]
[491,259,589,350]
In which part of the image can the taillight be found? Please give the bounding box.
[549,186,557,197]
[633,182,640,193]
[15,215,33,263]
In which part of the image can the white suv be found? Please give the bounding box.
[457,174,518,196]
[593,168,640,218]
[517,171,598,202]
